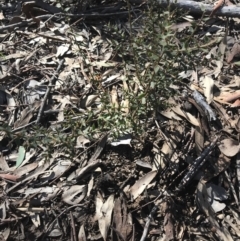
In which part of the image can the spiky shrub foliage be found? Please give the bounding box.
[93,1,199,138]
[10,1,206,153]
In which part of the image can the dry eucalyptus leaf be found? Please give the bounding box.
[218,138,240,157]
[206,183,228,213]
[129,170,157,200]
[62,185,87,205]
[172,106,200,126]
[0,228,10,241]
[97,194,115,241]
[30,212,41,227]
[227,43,240,63]
[78,225,87,241]
[196,181,233,241]
[202,75,214,104]
[136,160,152,170]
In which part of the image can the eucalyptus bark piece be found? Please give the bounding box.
[158,0,240,18]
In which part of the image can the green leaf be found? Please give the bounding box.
[16,146,25,168]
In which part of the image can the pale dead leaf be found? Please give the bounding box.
[111,86,119,108]
[196,181,233,241]
[172,106,200,126]
[80,95,99,108]
[212,60,223,78]
[136,160,152,169]
[76,135,90,148]
[129,170,157,200]
[234,75,240,87]
[62,185,87,205]
[202,76,214,104]
[218,138,239,157]
[206,183,228,213]
[30,212,41,227]
[160,109,182,121]
[216,90,240,103]
[56,44,70,57]
[1,228,10,240]
[0,12,4,20]
[227,43,240,63]
[98,194,115,241]
[78,225,87,241]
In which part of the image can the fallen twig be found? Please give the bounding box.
[140,205,158,241]
[158,0,240,17]
[176,136,219,192]
[36,59,64,124]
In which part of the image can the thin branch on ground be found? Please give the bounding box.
[140,205,158,241]
[36,59,64,124]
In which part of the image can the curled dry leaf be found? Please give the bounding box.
[62,185,87,205]
[129,170,157,201]
[218,138,240,157]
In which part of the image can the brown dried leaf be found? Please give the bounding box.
[195,124,204,154]
[129,170,157,200]
[162,200,175,241]
[210,0,225,17]
[227,43,240,63]
[172,106,200,126]
[0,173,19,182]
[217,90,240,102]
[230,99,240,108]
[113,196,132,241]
